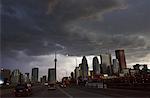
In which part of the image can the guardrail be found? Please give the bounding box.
[85,82,107,88]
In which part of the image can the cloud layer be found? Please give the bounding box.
[1,0,150,79]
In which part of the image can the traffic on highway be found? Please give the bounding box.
[1,82,150,98]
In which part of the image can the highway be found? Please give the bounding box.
[1,85,150,98]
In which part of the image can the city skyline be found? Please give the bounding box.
[1,49,149,84]
[1,51,150,81]
[1,0,150,80]
[1,50,150,80]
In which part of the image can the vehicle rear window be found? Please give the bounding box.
[15,86,25,89]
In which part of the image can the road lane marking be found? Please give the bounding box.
[57,87,73,98]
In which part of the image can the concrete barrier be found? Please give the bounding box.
[86,83,107,88]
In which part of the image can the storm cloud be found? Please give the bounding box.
[1,0,125,56]
[1,0,150,78]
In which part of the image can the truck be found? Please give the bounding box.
[48,68,56,90]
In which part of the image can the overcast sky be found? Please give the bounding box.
[1,0,150,80]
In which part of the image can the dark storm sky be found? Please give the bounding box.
[1,0,150,77]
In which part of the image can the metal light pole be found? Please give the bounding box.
[54,51,57,82]
[75,58,78,85]
[76,58,78,67]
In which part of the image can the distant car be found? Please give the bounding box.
[14,84,32,97]
[6,83,10,86]
[60,84,66,88]
[27,83,32,87]
[63,84,66,88]
[48,83,56,90]
[44,82,48,86]
[60,84,64,88]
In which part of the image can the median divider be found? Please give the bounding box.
[86,82,107,88]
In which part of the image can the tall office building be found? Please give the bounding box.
[20,73,25,84]
[41,75,47,83]
[48,68,56,82]
[93,57,101,75]
[80,56,89,79]
[24,73,30,83]
[70,72,74,79]
[43,75,47,82]
[79,63,82,77]
[112,59,120,74]
[100,54,112,74]
[115,49,127,72]
[31,68,39,83]
[11,69,21,84]
[74,67,80,79]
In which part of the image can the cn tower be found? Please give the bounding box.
[54,51,57,81]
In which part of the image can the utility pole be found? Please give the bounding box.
[54,51,57,82]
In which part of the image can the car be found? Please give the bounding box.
[14,84,32,97]
[60,83,66,88]
[63,84,66,88]
[44,82,48,86]
[48,83,56,90]
[59,83,63,87]
[27,83,32,87]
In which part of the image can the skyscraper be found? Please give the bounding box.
[48,68,56,82]
[81,56,89,79]
[100,54,112,74]
[11,69,21,84]
[43,75,47,82]
[93,57,101,75]
[79,63,82,77]
[41,75,47,83]
[25,73,30,83]
[112,59,119,74]
[70,72,74,79]
[115,49,127,72]
[74,67,80,79]
[31,68,39,83]
[20,73,25,84]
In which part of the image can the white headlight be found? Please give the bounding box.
[0,80,4,85]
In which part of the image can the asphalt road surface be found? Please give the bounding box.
[1,85,150,98]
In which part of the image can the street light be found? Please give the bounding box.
[0,79,4,85]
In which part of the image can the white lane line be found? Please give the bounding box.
[57,87,73,98]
